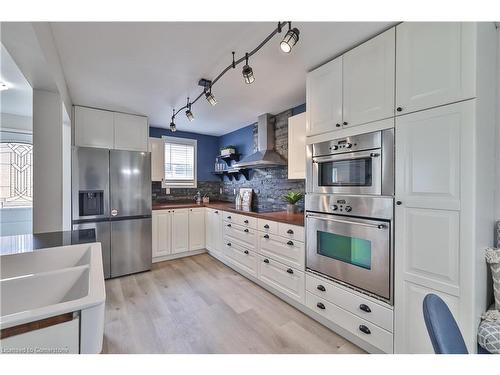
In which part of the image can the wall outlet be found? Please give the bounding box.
[165,188,171,195]
[219,187,223,194]
[233,188,236,195]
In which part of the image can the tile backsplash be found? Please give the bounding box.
[152,181,221,203]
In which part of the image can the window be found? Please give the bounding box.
[162,136,197,188]
[0,141,33,208]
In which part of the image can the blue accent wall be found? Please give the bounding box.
[149,127,220,182]
[218,123,255,159]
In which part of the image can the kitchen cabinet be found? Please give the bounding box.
[206,208,223,257]
[152,210,172,258]
[343,27,395,127]
[74,106,114,149]
[306,56,343,136]
[148,137,165,182]
[74,105,148,151]
[114,112,148,152]
[287,112,307,179]
[171,209,189,254]
[395,22,475,115]
[188,207,205,251]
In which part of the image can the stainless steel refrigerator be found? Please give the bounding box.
[72,147,152,278]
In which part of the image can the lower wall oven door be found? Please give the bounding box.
[306,212,391,300]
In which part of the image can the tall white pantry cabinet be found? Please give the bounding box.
[393,22,497,354]
[305,22,497,353]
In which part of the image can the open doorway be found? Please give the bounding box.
[0,44,33,235]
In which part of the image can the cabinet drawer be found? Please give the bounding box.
[257,218,279,234]
[259,233,305,270]
[306,274,393,332]
[306,292,393,353]
[223,241,258,277]
[258,255,304,303]
[278,223,304,242]
[223,223,257,249]
[224,212,257,229]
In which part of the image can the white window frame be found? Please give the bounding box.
[162,136,197,188]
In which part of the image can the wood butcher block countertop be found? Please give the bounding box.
[152,201,304,226]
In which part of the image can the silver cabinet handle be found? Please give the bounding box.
[306,213,387,230]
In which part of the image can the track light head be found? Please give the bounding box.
[242,53,255,84]
[185,108,194,122]
[205,89,217,106]
[280,25,300,53]
[170,121,176,132]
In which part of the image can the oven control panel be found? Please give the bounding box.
[312,130,382,157]
[306,194,394,221]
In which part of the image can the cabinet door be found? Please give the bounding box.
[395,101,470,211]
[74,106,114,149]
[306,57,343,136]
[114,112,148,151]
[288,112,306,179]
[171,209,189,254]
[189,208,205,251]
[148,137,165,182]
[152,211,172,258]
[396,22,475,115]
[343,27,395,127]
[213,209,223,253]
[205,210,214,251]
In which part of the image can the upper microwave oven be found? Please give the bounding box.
[306,129,394,196]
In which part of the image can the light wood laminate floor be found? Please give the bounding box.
[102,253,365,354]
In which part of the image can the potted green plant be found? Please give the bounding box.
[282,191,304,214]
[220,145,236,156]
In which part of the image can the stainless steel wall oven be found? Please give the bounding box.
[306,129,395,304]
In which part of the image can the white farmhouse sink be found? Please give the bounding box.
[0,243,106,353]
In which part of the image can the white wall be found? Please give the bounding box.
[32,89,63,233]
[496,27,500,222]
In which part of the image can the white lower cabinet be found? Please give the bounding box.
[205,208,223,258]
[223,241,258,277]
[306,274,393,332]
[306,292,393,353]
[258,232,305,270]
[152,209,190,260]
[152,210,172,258]
[223,222,258,249]
[188,208,205,251]
[257,255,305,303]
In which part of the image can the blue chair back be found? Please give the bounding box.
[423,293,468,354]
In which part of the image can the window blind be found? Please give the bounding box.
[164,140,195,185]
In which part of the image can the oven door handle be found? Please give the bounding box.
[306,213,387,230]
[312,149,380,164]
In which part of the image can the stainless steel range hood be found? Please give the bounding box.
[235,113,287,169]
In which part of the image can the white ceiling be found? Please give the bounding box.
[0,44,33,118]
[50,22,395,136]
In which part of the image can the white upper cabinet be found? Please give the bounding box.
[343,27,395,127]
[74,106,148,151]
[74,106,114,149]
[149,137,165,182]
[189,208,205,251]
[113,112,148,152]
[288,112,307,179]
[306,57,343,136]
[396,22,475,115]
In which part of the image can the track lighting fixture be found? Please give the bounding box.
[280,22,300,53]
[242,53,255,84]
[205,88,217,106]
[169,21,300,132]
[185,98,194,121]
